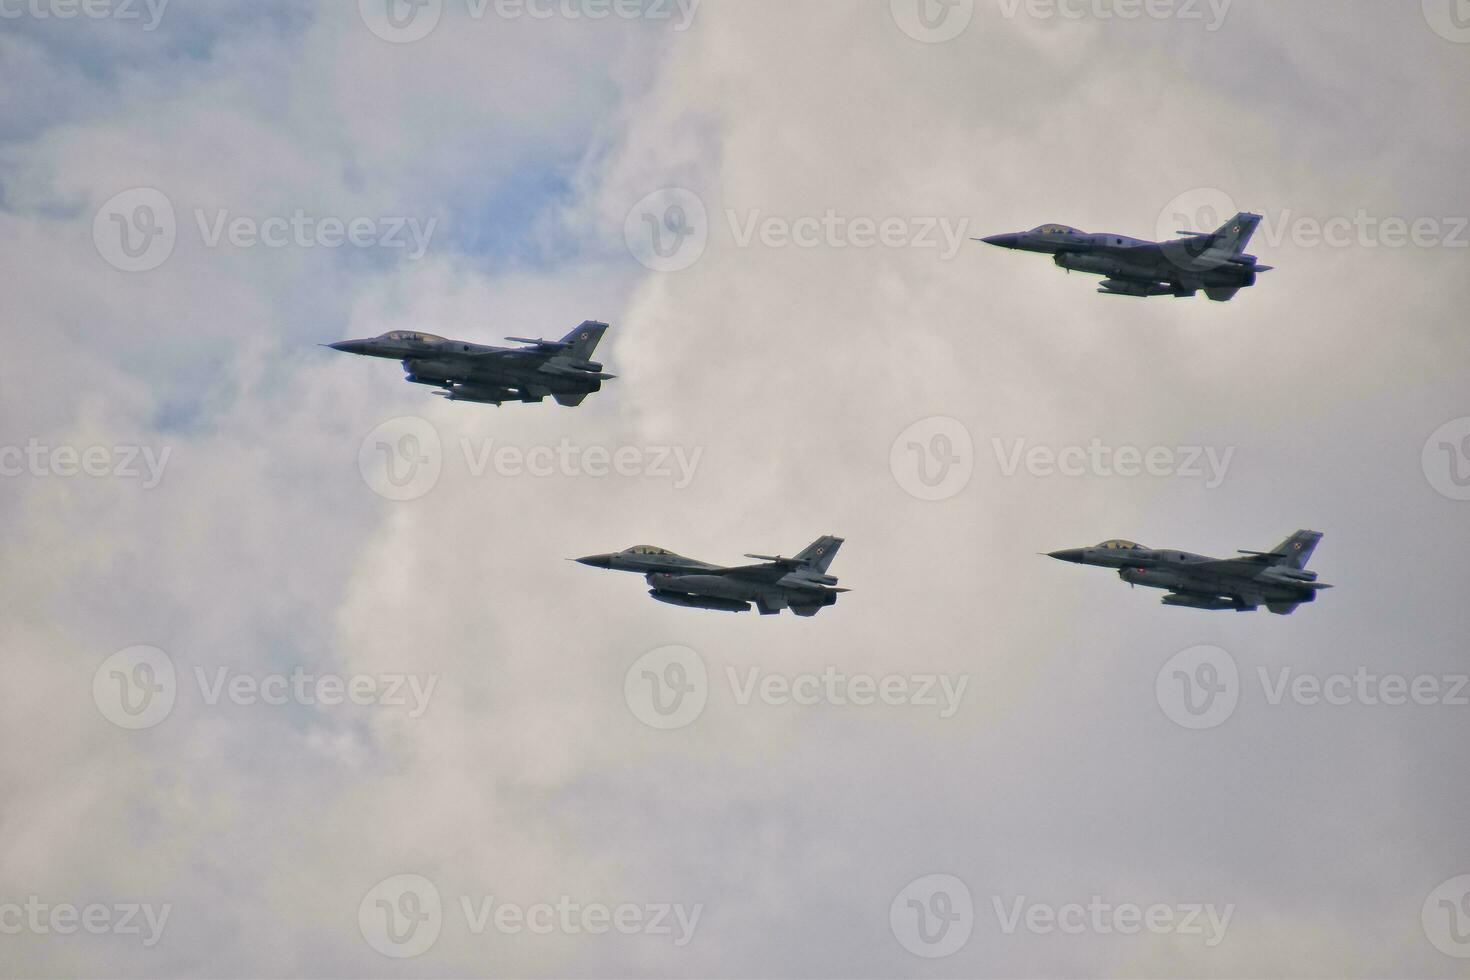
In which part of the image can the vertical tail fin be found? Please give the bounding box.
[1208,212,1262,255]
[559,320,609,362]
[1268,530,1322,570]
[795,535,843,573]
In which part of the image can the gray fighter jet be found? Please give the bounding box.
[979,212,1271,301]
[328,320,613,405]
[1047,530,1329,614]
[575,536,847,616]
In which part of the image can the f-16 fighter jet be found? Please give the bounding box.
[575,536,847,616]
[328,321,613,406]
[979,212,1271,301]
[1046,530,1329,614]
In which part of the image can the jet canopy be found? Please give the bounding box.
[378,330,445,342]
[1032,224,1081,235]
[1098,539,1147,551]
[627,545,676,555]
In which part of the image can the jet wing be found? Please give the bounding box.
[713,563,793,584]
[1188,557,1274,577]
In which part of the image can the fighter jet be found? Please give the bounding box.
[1047,530,1329,614]
[575,536,847,616]
[327,320,613,406]
[979,212,1271,301]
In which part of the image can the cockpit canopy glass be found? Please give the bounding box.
[1032,224,1081,236]
[1097,539,1147,551]
[379,331,445,343]
[628,545,675,556]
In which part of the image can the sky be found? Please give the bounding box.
[2,1,1470,976]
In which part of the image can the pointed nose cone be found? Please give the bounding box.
[575,554,614,569]
[1047,548,1086,564]
[981,233,1022,249]
[327,340,370,355]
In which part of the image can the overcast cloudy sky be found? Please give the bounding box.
[3,1,1470,976]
